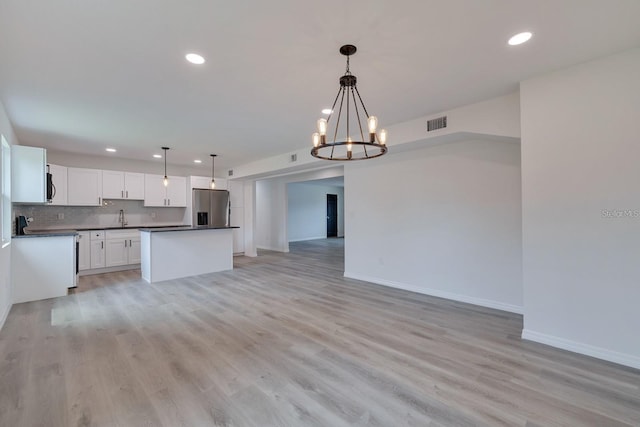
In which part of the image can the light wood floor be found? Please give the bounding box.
[1,239,639,426]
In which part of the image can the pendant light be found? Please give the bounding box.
[162,147,170,187]
[311,44,388,161]
[210,154,217,189]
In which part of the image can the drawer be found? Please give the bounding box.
[90,230,105,240]
[105,229,139,240]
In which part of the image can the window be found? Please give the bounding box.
[1,135,10,247]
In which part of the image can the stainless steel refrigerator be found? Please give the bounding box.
[192,189,230,227]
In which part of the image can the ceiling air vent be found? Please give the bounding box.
[290,154,297,163]
[427,116,447,132]
[228,169,233,177]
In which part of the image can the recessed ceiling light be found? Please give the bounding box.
[194,159,202,164]
[322,108,333,115]
[106,148,116,152]
[508,31,532,46]
[185,53,205,65]
[153,154,162,158]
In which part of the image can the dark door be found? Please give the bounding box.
[327,194,338,238]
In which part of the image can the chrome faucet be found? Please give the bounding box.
[118,209,128,228]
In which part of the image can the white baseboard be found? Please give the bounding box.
[522,329,640,370]
[79,264,140,276]
[288,236,326,243]
[343,272,523,314]
[0,301,10,332]
[256,245,289,253]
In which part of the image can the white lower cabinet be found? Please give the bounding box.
[105,239,128,266]
[90,231,106,269]
[78,231,91,271]
[128,237,141,264]
[105,230,141,267]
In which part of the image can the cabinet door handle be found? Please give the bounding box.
[98,197,101,205]
[125,240,127,247]
[126,190,128,198]
[121,190,124,198]
[129,239,132,246]
[168,199,171,206]
[101,241,103,249]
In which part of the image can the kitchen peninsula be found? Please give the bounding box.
[140,226,238,283]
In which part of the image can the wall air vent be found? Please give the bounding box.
[427,116,447,132]
[228,169,233,177]
[290,154,297,162]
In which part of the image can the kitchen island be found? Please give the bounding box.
[139,226,238,283]
[11,231,78,303]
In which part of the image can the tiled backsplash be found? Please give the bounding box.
[14,200,186,230]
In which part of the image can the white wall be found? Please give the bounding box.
[521,48,640,368]
[287,183,344,242]
[256,178,288,251]
[344,139,523,313]
[0,101,19,330]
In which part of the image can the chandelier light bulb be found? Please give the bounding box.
[379,129,387,145]
[163,176,169,187]
[210,179,216,189]
[312,132,320,147]
[367,116,378,133]
[317,118,327,136]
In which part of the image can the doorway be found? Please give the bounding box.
[327,194,338,238]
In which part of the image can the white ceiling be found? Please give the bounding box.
[1,1,639,171]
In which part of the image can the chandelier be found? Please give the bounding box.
[311,44,388,161]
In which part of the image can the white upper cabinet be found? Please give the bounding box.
[213,177,227,190]
[189,175,211,190]
[144,174,187,207]
[48,163,67,205]
[11,146,46,204]
[166,176,187,206]
[229,180,244,207]
[125,172,145,199]
[143,174,166,207]
[67,168,103,206]
[102,171,145,200]
[189,175,227,190]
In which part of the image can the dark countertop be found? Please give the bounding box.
[15,224,190,238]
[13,230,79,238]
[139,226,239,233]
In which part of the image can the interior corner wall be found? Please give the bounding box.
[344,139,522,313]
[0,101,18,330]
[255,178,288,252]
[520,48,640,369]
[287,183,344,242]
